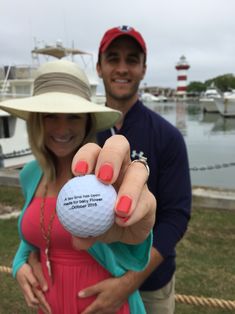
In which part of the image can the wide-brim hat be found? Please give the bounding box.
[0,60,121,132]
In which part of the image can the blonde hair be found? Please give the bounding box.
[27,112,96,182]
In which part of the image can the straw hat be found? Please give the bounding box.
[0,60,121,131]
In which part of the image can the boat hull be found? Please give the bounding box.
[215,97,235,117]
[199,98,218,113]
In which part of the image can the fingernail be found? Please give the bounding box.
[116,196,132,214]
[74,160,88,175]
[116,215,129,222]
[98,164,113,182]
[78,290,85,298]
[42,285,48,292]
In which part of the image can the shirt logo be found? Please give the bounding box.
[131,150,147,160]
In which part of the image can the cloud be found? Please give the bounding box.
[1,0,235,88]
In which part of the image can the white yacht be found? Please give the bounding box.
[199,88,221,113]
[215,90,235,117]
[141,92,160,102]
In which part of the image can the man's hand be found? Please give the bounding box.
[16,262,51,314]
[28,251,48,291]
[78,247,164,313]
[78,276,131,314]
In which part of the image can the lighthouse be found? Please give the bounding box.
[175,55,190,97]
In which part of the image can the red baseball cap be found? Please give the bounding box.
[99,25,147,55]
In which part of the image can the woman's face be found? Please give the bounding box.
[43,113,88,159]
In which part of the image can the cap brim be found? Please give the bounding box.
[0,92,121,132]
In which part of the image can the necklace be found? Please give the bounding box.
[40,184,56,279]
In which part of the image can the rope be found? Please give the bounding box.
[0,265,12,274]
[190,162,235,171]
[1,265,235,310]
[175,294,235,311]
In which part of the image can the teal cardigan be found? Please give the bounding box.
[13,160,152,313]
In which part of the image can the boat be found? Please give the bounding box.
[158,95,168,102]
[0,40,99,169]
[199,87,221,113]
[0,64,35,168]
[214,90,235,117]
[141,92,160,102]
[0,110,33,168]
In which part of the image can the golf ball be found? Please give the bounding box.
[56,174,117,237]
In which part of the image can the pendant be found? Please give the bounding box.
[45,247,52,278]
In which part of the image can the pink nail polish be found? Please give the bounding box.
[116,196,132,214]
[74,161,88,175]
[98,164,113,182]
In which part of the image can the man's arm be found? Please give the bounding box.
[120,247,163,291]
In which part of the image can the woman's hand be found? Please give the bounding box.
[71,135,156,249]
[16,252,51,314]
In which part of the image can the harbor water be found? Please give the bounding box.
[143,101,235,190]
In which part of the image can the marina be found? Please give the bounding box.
[0,41,234,191]
[1,100,234,192]
[144,100,235,190]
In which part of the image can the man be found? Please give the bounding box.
[78,26,191,314]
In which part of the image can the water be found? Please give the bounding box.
[144,101,235,190]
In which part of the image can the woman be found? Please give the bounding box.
[0,60,156,314]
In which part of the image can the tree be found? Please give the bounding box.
[187,81,206,93]
[205,74,235,92]
[187,74,235,94]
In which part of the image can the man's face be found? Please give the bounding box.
[97,36,146,103]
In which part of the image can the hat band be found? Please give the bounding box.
[33,73,91,100]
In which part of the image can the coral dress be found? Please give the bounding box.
[22,197,130,314]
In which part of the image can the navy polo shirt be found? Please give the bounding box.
[97,100,191,291]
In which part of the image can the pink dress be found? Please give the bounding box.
[22,197,130,314]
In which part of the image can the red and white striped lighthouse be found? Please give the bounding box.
[175,55,190,97]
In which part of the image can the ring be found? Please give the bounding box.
[131,157,150,179]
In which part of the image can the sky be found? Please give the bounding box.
[1,0,235,90]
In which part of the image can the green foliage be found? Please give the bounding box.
[205,73,235,92]
[187,81,206,93]
[188,73,235,93]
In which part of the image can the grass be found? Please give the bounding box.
[175,207,235,314]
[0,187,235,313]
[0,185,24,208]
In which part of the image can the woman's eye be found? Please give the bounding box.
[68,115,82,120]
[43,114,56,119]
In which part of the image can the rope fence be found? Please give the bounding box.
[0,265,12,274]
[175,293,235,311]
[190,161,235,171]
[1,265,235,311]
